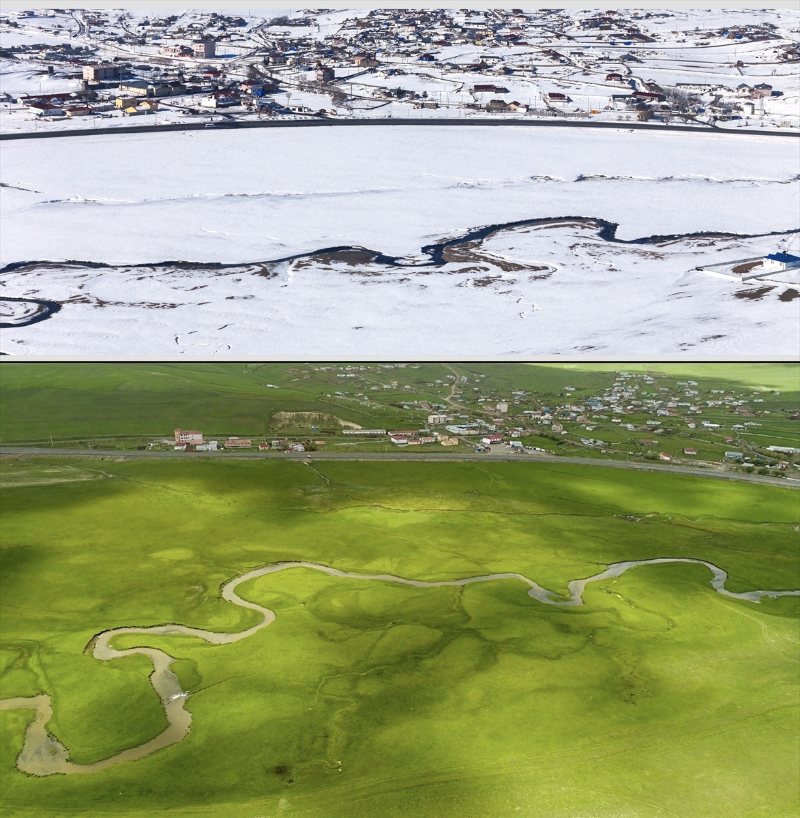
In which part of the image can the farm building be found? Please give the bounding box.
[762,253,800,272]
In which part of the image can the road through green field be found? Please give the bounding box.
[1,458,798,818]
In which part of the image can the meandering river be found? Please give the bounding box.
[2,558,797,776]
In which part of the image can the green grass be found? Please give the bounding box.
[0,458,798,818]
[2,362,796,446]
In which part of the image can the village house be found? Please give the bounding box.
[225,437,252,448]
[762,252,800,272]
[28,102,64,117]
[200,90,239,108]
[473,83,508,93]
[83,63,120,81]
[481,434,504,445]
[194,41,216,58]
[118,79,151,96]
[174,429,203,444]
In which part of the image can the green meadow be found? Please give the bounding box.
[1,457,798,818]
[1,362,796,446]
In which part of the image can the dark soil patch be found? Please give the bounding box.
[732,260,763,275]
[734,286,775,300]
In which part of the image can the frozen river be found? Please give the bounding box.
[1,126,797,357]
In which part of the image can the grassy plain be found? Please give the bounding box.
[1,363,796,450]
[1,458,798,818]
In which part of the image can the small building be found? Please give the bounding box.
[119,80,150,96]
[496,402,509,413]
[659,452,672,461]
[115,96,139,109]
[317,66,335,82]
[632,90,665,102]
[226,437,252,448]
[175,429,203,444]
[194,41,216,59]
[725,451,744,460]
[684,448,697,455]
[83,63,120,82]
[762,253,800,272]
[140,99,159,111]
[388,430,418,438]
[196,441,218,451]
[342,428,387,436]
[486,99,509,112]
[427,414,449,425]
[199,92,238,108]
[481,435,504,445]
[29,103,64,117]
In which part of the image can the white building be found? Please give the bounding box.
[427,414,449,425]
[762,253,800,272]
[174,429,203,444]
[496,402,509,413]
[194,41,216,58]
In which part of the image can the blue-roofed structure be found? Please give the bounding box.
[762,252,800,272]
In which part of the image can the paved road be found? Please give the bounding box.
[1,447,794,488]
[2,116,797,142]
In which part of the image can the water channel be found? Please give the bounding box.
[2,558,797,776]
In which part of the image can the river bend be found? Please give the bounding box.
[2,558,797,776]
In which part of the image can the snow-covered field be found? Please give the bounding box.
[1,125,798,358]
